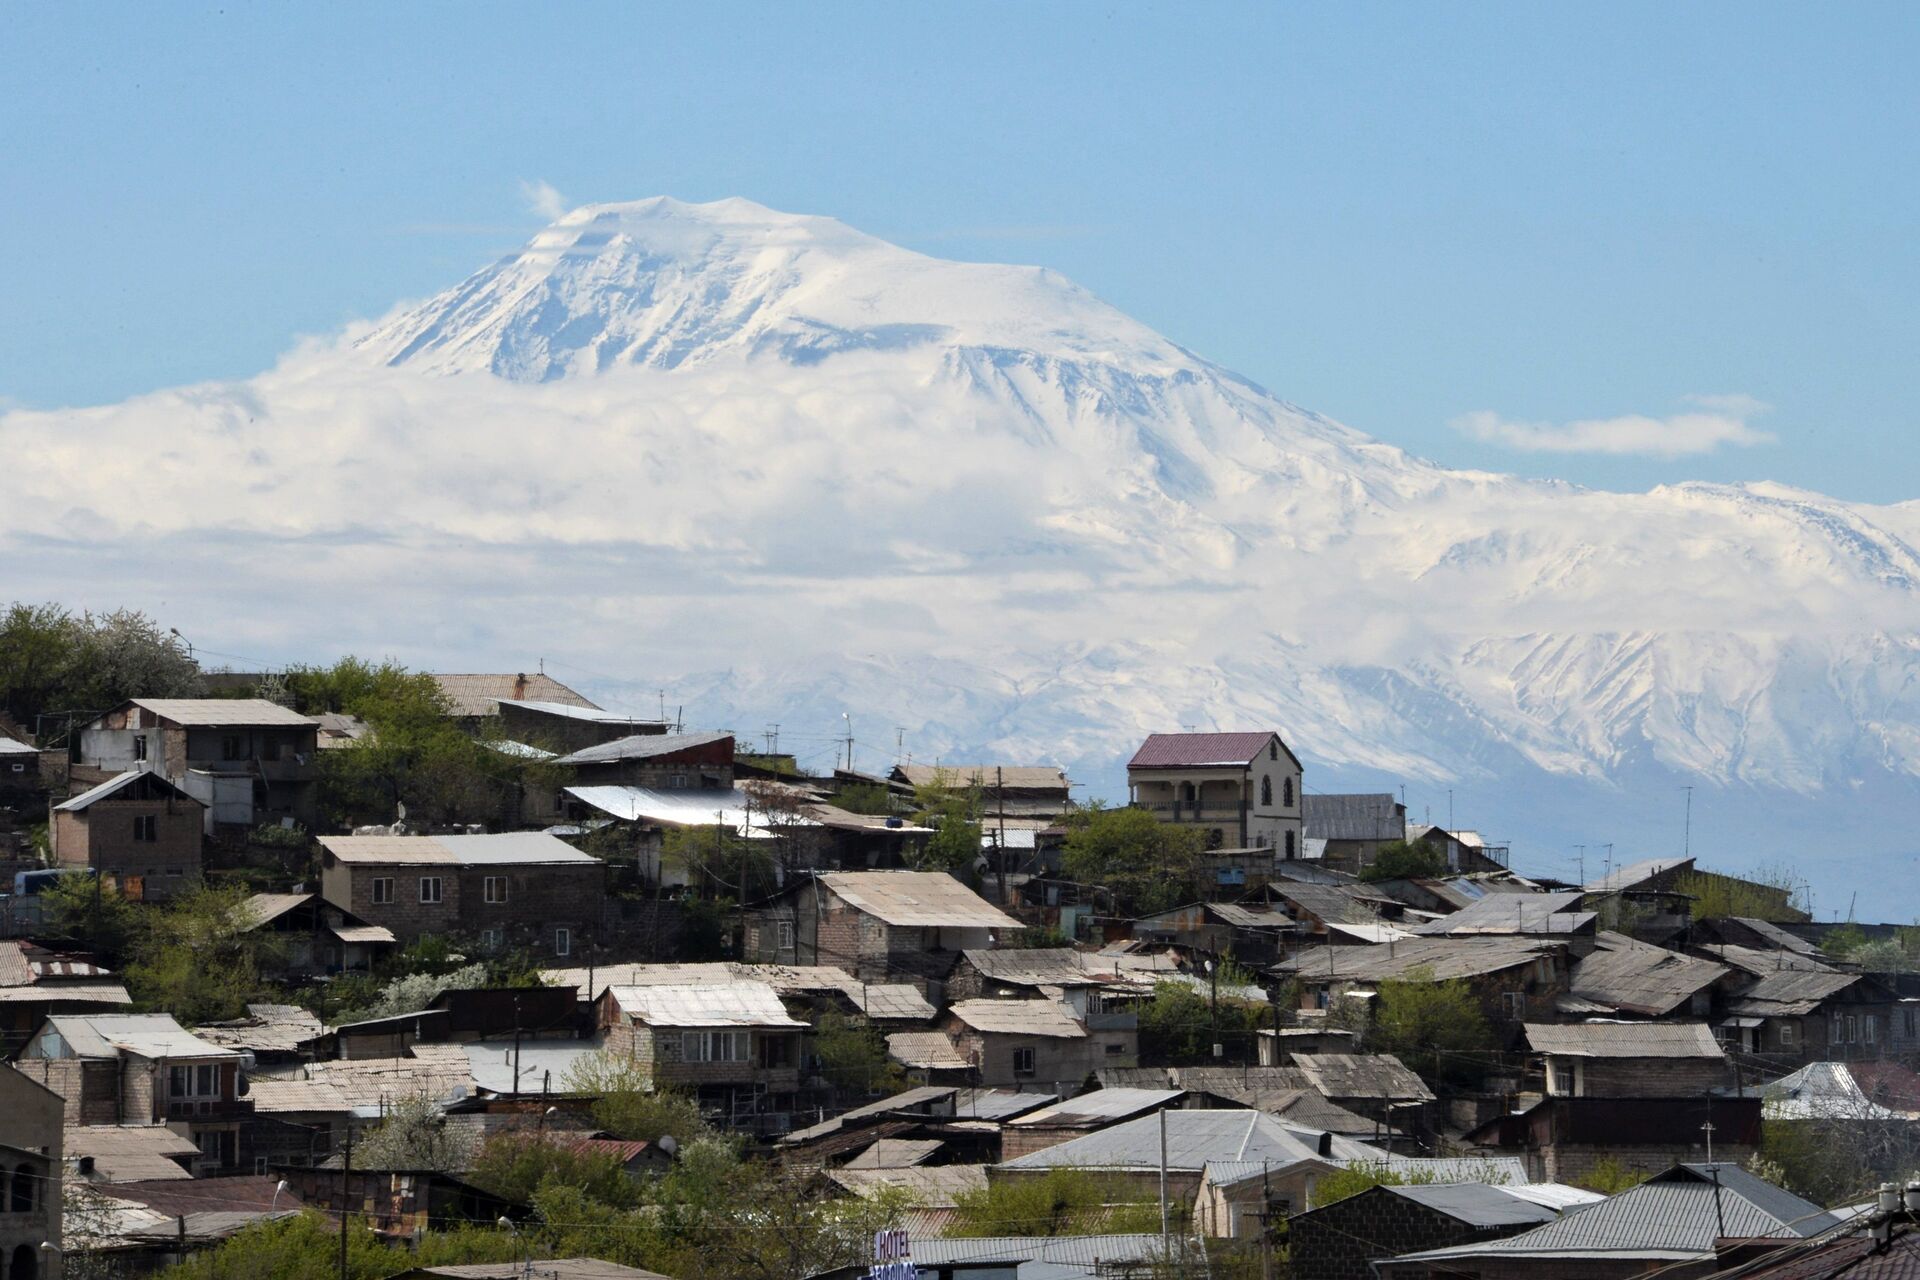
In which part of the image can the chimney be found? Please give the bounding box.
[513,673,528,701]
[1316,1132,1333,1158]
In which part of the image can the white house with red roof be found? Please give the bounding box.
[1126,731,1303,858]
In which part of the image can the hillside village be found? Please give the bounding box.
[3,618,1920,1280]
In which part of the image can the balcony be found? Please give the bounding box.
[165,1097,255,1121]
[1087,1010,1138,1032]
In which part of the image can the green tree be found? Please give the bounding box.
[1137,976,1272,1066]
[1358,839,1448,883]
[468,1131,645,1209]
[911,773,985,873]
[122,882,285,1024]
[1674,866,1806,922]
[561,1051,711,1146]
[1060,803,1204,916]
[1365,966,1492,1085]
[829,781,894,815]
[1307,1161,1456,1208]
[155,1210,518,1280]
[0,602,203,729]
[1577,1157,1652,1195]
[39,871,143,961]
[814,1009,906,1096]
[950,1167,1163,1237]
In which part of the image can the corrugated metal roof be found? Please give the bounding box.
[244,1078,355,1113]
[0,736,38,755]
[1392,1165,1836,1264]
[1729,969,1864,1016]
[556,731,731,765]
[1700,943,1835,977]
[844,1137,944,1168]
[65,1124,199,1182]
[1009,1088,1186,1127]
[905,1235,1167,1271]
[239,892,312,928]
[949,998,1086,1038]
[1268,882,1392,927]
[54,768,197,812]
[606,981,806,1029]
[951,1087,1059,1121]
[829,1163,987,1206]
[1129,731,1280,769]
[819,871,1020,929]
[1412,891,1595,937]
[1585,857,1693,893]
[129,698,317,727]
[1762,1062,1914,1121]
[0,981,131,1007]
[1566,938,1729,1016]
[429,673,600,718]
[1387,1182,1564,1227]
[462,1040,605,1094]
[38,1013,237,1061]
[566,784,816,835]
[961,948,1113,988]
[1303,793,1405,841]
[888,1030,973,1070]
[894,764,1069,791]
[998,1109,1387,1173]
[1291,1053,1436,1102]
[1524,1021,1726,1059]
[318,831,597,866]
[1276,936,1556,983]
[194,1004,322,1055]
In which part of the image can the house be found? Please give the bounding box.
[807,1234,1169,1280]
[1288,1053,1436,1122]
[1126,731,1304,857]
[1693,916,1820,955]
[942,999,1131,1093]
[1463,1096,1761,1184]
[276,1164,519,1242]
[1716,967,1902,1061]
[395,1262,675,1280]
[1404,826,1510,875]
[1130,902,1298,965]
[889,764,1074,824]
[429,672,601,721]
[1000,1087,1187,1159]
[15,1014,249,1170]
[57,1175,303,1274]
[1409,890,1598,955]
[1275,937,1572,1030]
[0,734,42,791]
[743,870,1020,993]
[1523,1023,1731,1097]
[47,770,205,899]
[1374,1164,1836,1280]
[1559,933,1731,1019]
[318,832,606,956]
[944,948,1133,1018]
[886,1031,976,1084]
[596,981,805,1126]
[0,941,132,1056]
[1106,1065,1384,1137]
[557,732,735,789]
[235,891,397,976]
[1721,1214,1920,1280]
[1288,1181,1603,1280]
[72,698,320,832]
[1302,793,1409,875]
[0,1067,62,1280]
[194,1003,325,1067]
[1256,880,1409,946]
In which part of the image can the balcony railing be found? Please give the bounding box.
[1135,802,1244,821]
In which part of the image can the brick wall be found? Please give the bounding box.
[324,860,462,941]
[452,862,603,955]
[52,799,202,896]
[1574,1057,1732,1097]
[11,1058,118,1125]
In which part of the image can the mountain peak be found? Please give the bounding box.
[354,194,1186,381]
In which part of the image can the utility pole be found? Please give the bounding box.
[1447,789,1454,831]
[1575,845,1586,886]
[842,713,854,774]
[1682,786,1694,858]
[1158,1108,1170,1251]
[996,766,1008,902]
[338,1122,353,1280]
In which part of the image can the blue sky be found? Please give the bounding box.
[5,3,1916,501]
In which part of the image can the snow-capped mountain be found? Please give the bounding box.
[6,196,1918,894]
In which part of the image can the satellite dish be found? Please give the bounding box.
[396,802,408,821]
[657,1135,679,1157]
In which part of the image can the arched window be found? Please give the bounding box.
[1260,776,1273,807]
[1284,830,1297,860]
[9,1164,31,1213]
[1283,778,1294,807]
[1269,741,1277,761]
[9,1242,37,1280]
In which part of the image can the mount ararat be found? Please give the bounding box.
[7,196,1918,899]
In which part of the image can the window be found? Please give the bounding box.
[1846,1015,1859,1044]
[681,1030,748,1062]
[554,927,571,957]
[134,735,148,761]
[1502,991,1527,1018]
[777,921,795,951]
[1013,1046,1036,1076]
[170,1064,220,1097]
[480,928,503,950]
[1284,830,1297,860]
[133,815,158,842]
[669,773,689,789]
[1866,1017,1878,1045]
[1261,777,1273,807]
[484,875,509,904]
[221,735,244,761]
[1269,741,1278,761]
[418,876,442,904]
[1105,1042,1125,1056]
[370,877,394,905]
[1283,778,1294,806]
[261,737,281,762]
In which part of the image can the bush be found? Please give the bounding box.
[561,1052,711,1146]
[1358,840,1448,883]
[950,1167,1163,1237]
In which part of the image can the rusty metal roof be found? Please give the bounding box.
[1128,731,1280,769]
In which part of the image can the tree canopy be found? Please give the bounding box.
[0,602,202,729]
[1357,839,1448,882]
[1060,803,1204,916]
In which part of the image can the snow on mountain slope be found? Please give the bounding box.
[6,195,1920,855]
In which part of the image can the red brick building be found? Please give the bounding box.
[48,769,205,899]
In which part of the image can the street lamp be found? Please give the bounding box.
[497,1216,531,1280]
[168,627,194,659]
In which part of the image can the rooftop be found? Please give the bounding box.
[1128,731,1285,770]
[997,1108,1386,1174]
[1523,1021,1727,1059]
[605,981,806,1029]
[428,673,600,718]
[555,730,732,765]
[53,768,198,812]
[38,1013,237,1061]
[1291,1052,1436,1101]
[1584,857,1694,894]
[1007,1087,1186,1128]
[1411,890,1595,937]
[1303,793,1406,842]
[817,871,1020,929]
[65,1124,200,1182]
[127,697,318,728]
[1563,936,1730,1017]
[319,831,600,866]
[892,764,1070,791]
[566,784,814,835]
[887,1031,972,1071]
[948,998,1086,1038]
[1276,936,1559,983]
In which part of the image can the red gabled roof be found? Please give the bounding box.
[1128,732,1285,770]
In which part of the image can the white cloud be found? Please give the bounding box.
[518,179,568,221]
[1452,396,1774,458]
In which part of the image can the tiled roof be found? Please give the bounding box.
[428,673,599,718]
[128,698,317,727]
[1128,731,1279,769]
